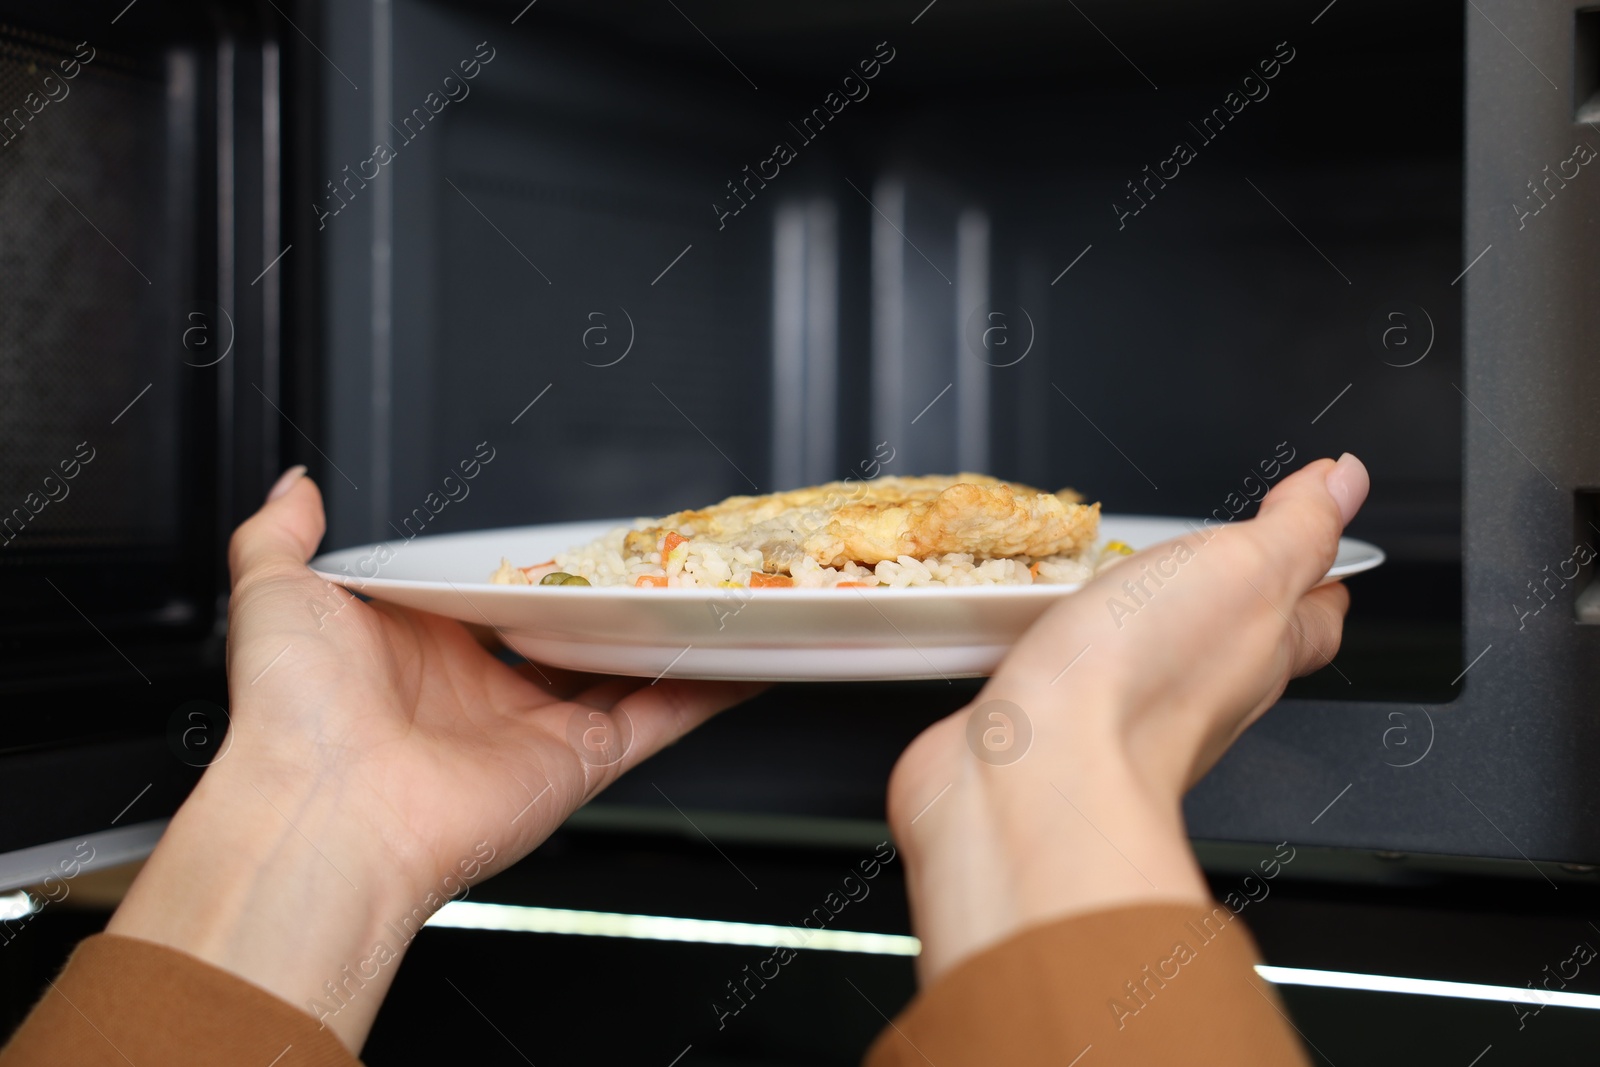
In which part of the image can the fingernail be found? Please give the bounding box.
[1324,453,1369,527]
[266,465,307,503]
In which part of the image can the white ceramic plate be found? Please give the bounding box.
[308,517,1384,682]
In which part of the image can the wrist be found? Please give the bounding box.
[108,758,420,1051]
[891,709,1210,983]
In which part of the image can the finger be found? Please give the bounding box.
[1197,582,1353,780]
[1249,453,1369,597]
[227,467,327,589]
[1285,581,1350,679]
[569,677,650,713]
[511,660,605,701]
[609,679,768,769]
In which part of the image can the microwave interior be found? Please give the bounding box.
[316,0,1464,709]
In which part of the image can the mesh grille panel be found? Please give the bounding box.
[0,26,180,556]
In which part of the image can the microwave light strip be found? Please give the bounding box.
[1255,964,1600,1011]
[428,901,1600,1009]
[0,891,34,921]
[427,900,922,957]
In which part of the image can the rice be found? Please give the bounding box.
[491,519,1117,589]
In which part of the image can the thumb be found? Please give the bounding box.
[1249,453,1369,596]
[227,466,328,589]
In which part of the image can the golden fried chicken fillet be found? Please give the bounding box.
[624,474,1098,573]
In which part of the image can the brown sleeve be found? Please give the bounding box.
[0,933,361,1067]
[864,903,1311,1067]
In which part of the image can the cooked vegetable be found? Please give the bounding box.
[520,560,561,583]
[540,572,591,586]
[634,575,668,588]
[749,573,795,588]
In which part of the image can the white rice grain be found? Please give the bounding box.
[495,519,1109,589]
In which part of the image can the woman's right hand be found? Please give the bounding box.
[106,470,761,1051]
[888,455,1368,982]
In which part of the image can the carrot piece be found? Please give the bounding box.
[521,560,557,575]
[661,532,687,556]
[634,575,668,588]
[1029,561,1042,579]
[836,581,872,588]
[749,572,795,588]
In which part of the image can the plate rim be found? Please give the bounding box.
[308,515,1385,597]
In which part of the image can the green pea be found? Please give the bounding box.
[540,572,577,586]
[559,574,591,586]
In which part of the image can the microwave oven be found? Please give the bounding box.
[4,0,1600,1060]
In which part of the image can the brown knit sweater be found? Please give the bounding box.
[0,903,1309,1066]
